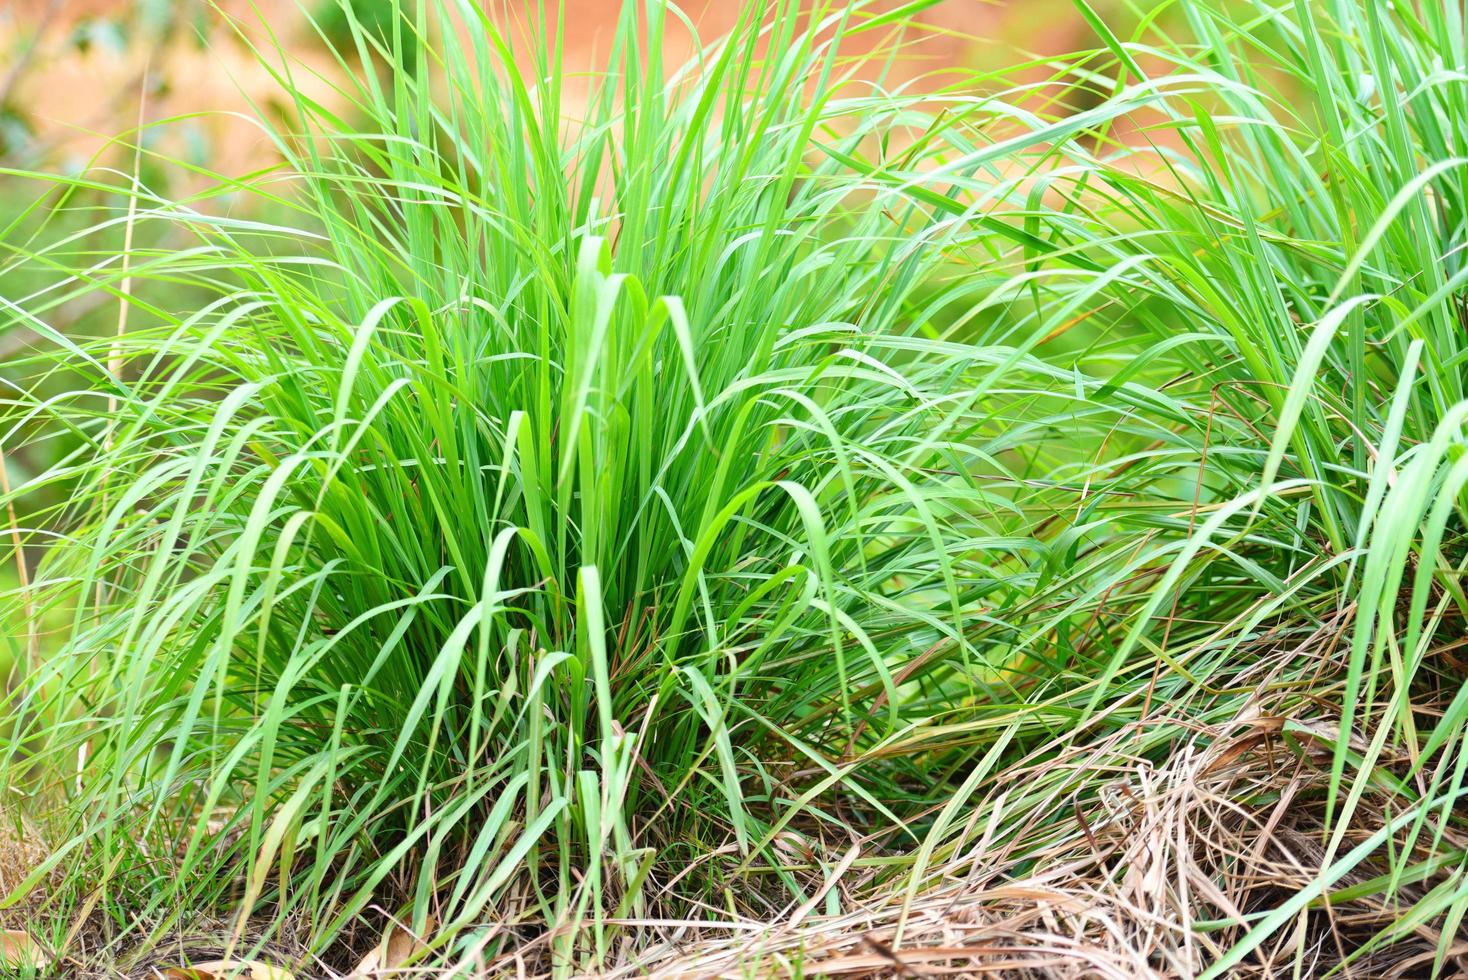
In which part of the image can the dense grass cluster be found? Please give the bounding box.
[1,0,1465,975]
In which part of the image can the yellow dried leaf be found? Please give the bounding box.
[162,959,294,980]
[348,917,434,977]
[0,930,48,970]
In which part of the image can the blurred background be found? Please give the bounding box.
[0,0,1149,172]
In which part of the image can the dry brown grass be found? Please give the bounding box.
[8,656,1465,979]
[0,810,47,904]
[600,700,1467,979]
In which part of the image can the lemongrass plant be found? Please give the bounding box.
[871,0,1468,972]
[0,0,1465,974]
[1054,1,1468,971]
[0,0,1188,967]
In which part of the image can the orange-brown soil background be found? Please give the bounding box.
[1,0,1111,175]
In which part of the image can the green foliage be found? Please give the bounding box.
[1,0,1465,973]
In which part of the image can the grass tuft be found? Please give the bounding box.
[1,0,1465,974]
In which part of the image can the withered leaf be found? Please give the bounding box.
[0,930,48,970]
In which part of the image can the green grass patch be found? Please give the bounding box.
[1,0,1465,975]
